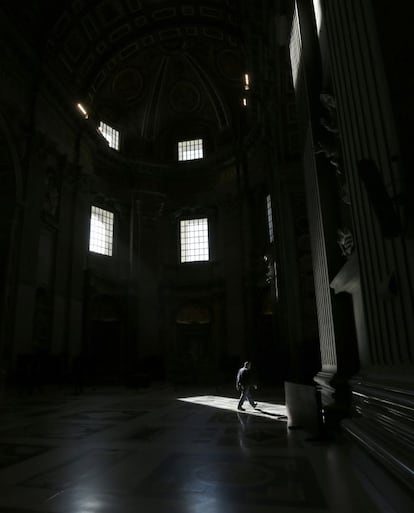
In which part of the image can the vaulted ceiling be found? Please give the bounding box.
[6,1,259,165]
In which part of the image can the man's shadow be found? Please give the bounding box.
[251,408,287,420]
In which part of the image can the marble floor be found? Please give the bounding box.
[0,383,385,513]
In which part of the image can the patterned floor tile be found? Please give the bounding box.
[61,410,147,422]
[0,444,53,469]
[0,422,111,440]
[137,452,326,508]
[21,449,128,490]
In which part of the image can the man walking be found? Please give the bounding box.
[236,361,257,410]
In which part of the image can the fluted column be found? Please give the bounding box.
[324,0,414,497]
[325,0,414,369]
[303,125,337,402]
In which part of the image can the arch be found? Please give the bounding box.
[0,114,23,202]
[0,113,24,367]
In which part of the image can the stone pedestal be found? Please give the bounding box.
[330,252,369,367]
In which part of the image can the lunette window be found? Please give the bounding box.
[178,139,203,161]
[89,206,114,256]
[180,218,209,263]
[98,121,120,150]
[312,0,323,34]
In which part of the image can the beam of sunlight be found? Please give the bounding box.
[177,395,287,420]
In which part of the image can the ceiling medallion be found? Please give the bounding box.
[112,67,144,103]
[216,48,242,81]
[169,80,201,113]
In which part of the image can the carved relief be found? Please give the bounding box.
[316,94,341,170]
[42,166,60,221]
[316,94,350,201]
[316,92,354,257]
[176,302,211,324]
[336,228,354,257]
[263,253,275,286]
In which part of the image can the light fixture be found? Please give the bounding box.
[242,97,248,107]
[243,73,250,91]
[76,103,89,119]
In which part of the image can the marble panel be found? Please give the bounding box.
[20,449,128,490]
[136,452,326,507]
[209,411,279,426]
[26,409,60,418]
[218,425,301,449]
[0,422,111,440]
[127,425,166,442]
[159,409,198,422]
[0,509,42,513]
[0,444,53,469]
[61,409,147,422]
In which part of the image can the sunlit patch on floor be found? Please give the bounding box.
[177,395,287,420]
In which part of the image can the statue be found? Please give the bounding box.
[337,228,354,257]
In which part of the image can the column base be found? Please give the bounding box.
[314,368,353,430]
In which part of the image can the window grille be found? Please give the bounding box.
[180,218,209,262]
[89,206,114,256]
[98,121,120,150]
[178,139,203,161]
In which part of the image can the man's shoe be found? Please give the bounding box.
[252,402,258,408]
[237,406,245,411]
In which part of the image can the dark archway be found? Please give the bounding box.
[0,115,23,374]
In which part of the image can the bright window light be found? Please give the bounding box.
[289,2,302,88]
[98,121,120,151]
[312,0,323,34]
[89,206,114,256]
[178,139,203,161]
[180,218,209,263]
[266,194,274,243]
[242,97,248,107]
